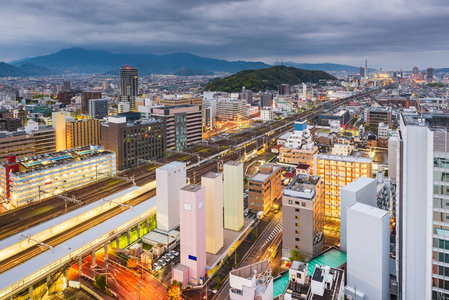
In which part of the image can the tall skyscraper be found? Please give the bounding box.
[201,172,224,254]
[395,113,449,300]
[223,161,244,231]
[179,184,206,286]
[120,65,138,111]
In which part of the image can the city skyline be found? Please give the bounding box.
[1,0,449,70]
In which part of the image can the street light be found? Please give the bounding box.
[138,281,142,300]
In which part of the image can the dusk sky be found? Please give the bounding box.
[1,0,449,70]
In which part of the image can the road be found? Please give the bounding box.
[69,248,167,300]
[214,211,283,300]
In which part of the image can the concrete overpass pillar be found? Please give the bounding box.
[28,286,33,300]
[46,274,51,293]
[137,224,141,239]
[63,268,68,290]
[127,229,131,245]
[116,236,120,249]
[104,243,108,260]
[78,256,83,279]
[92,249,96,267]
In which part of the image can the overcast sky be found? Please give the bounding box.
[1,0,449,70]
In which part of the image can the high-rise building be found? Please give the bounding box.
[313,154,372,243]
[339,176,377,252]
[52,112,67,152]
[120,65,138,111]
[413,66,419,79]
[346,202,390,300]
[279,84,290,95]
[81,91,102,114]
[223,161,244,231]
[89,98,108,119]
[247,164,282,214]
[282,174,324,257]
[156,161,187,232]
[261,93,273,108]
[151,105,202,151]
[241,86,253,103]
[179,184,206,286]
[395,113,449,299]
[201,172,224,254]
[101,116,165,170]
[427,67,434,82]
[66,119,101,149]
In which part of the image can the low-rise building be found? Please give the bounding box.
[247,164,282,214]
[229,260,273,300]
[331,143,355,156]
[0,146,116,207]
[378,122,389,139]
[282,174,324,257]
[284,261,345,300]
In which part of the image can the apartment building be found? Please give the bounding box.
[282,174,324,256]
[247,164,282,214]
[313,154,372,242]
[66,119,101,149]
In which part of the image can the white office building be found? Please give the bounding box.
[396,113,449,300]
[346,202,390,300]
[340,176,377,252]
[229,260,273,300]
[223,161,244,231]
[156,161,187,232]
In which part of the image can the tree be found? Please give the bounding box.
[213,276,222,290]
[126,258,138,269]
[289,250,307,262]
[166,281,181,300]
[95,275,107,291]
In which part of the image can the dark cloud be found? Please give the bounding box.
[1,0,449,69]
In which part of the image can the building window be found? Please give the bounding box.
[295,230,300,234]
[295,201,299,205]
[302,202,306,207]
[295,216,300,219]
[289,200,292,204]
[295,245,300,249]
[184,203,192,211]
[295,223,300,227]
[295,238,300,241]
[295,208,300,212]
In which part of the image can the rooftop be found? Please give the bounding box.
[340,176,375,193]
[316,154,372,164]
[283,174,321,201]
[181,184,203,193]
[249,164,281,182]
[202,172,221,179]
[225,160,242,167]
[348,202,389,220]
[1,146,113,174]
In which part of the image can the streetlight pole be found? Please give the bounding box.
[138,281,142,300]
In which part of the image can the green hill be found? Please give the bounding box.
[205,65,337,92]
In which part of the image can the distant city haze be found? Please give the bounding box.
[1,0,449,69]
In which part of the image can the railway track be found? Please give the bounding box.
[0,190,156,275]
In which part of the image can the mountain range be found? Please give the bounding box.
[205,65,337,93]
[0,47,376,77]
